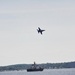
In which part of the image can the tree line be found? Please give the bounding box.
[0,61,75,71]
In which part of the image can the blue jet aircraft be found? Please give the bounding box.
[37,27,45,35]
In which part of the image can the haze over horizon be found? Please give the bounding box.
[0,0,75,66]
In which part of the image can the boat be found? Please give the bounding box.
[27,62,44,72]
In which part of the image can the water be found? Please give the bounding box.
[0,68,75,75]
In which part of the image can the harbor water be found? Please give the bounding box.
[0,68,75,75]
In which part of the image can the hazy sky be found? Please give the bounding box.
[0,0,75,66]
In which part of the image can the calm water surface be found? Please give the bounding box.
[0,68,75,75]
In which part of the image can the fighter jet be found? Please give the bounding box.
[37,27,45,35]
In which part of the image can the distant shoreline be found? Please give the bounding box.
[0,61,75,71]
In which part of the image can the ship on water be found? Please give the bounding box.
[27,62,44,72]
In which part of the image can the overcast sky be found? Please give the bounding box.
[0,0,75,66]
